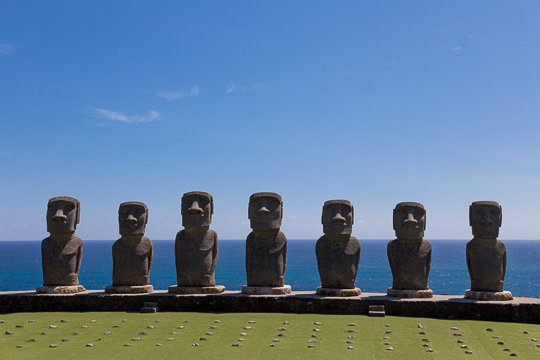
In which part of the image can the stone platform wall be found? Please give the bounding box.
[1,290,539,324]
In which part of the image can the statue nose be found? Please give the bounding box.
[125,214,137,224]
[331,213,346,223]
[53,209,67,222]
[188,200,204,214]
[258,206,271,215]
[481,209,493,225]
[402,213,418,226]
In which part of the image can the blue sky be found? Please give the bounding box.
[1,1,539,240]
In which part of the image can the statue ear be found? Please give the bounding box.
[499,205,502,227]
[469,205,472,226]
[210,196,214,215]
[145,206,149,226]
[392,209,396,230]
[351,205,354,225]
[280,201,284,221]
[321,205,324,225]
[75,200,81,225]
[423,212,426,230]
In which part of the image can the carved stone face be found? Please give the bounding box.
[181,191,213,227]
[322,200,353,235]
[249,192,283,231]
[470,201,501,239]
[393,202,426,240]
[119,201,148,236]
[46,196,80,234]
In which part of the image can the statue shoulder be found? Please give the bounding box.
[269,231,287,253]
[344,236,360,255]
[420,239,432,251]
[199,230,216,251]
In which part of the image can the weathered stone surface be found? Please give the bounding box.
[466,201,511,297]
[386,288,433,298]
[35,285,85,294]
[40,196,84,292]
[241,285,291,295]
[316,200,361,290]
[168,285,225,294]
[244,193,288,288]
[173,192,221,289]
[464,290,513,301]
[387,202,432,296]
[316,287,361,296]
[105,285,154,294]
[110,202,153,289]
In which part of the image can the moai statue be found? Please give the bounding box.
[169,191,224,294]
[386,202,433,298]
[315,200,361,296]
[105,202,153,294]
[37,196,85,294]
[465,201,512,300]
[242,192,291,295]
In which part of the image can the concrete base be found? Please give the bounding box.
[36,285,86,294]
[241,285,292,295]
[316,287,361,297]
[105,285,154,294]
[168,285,225,294]
[464,290,513,301]
[387,288,433,298]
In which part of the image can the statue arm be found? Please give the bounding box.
[387,243,395,277]
[427,248,432,277]
[148,243,153,274]
[466,242,473,281]
[282,240,287,275]
[75,244,83,275]
[502,248,507,280]
[212,232,218,272]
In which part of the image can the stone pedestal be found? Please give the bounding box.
[387,288,433,298]
[105,285,154,294]
[168,285,225,294]
[316,287,361,297]
[464,290,513,301]
[241,285,291,295]
[36,285,86,294]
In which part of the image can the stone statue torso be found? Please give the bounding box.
[112,236,153,286]
[246,230,287,287]
[41,236,83,286]
[316,235,360,289]
[466,238,506,292]
[387,239,431,290]
[175,229,217,286]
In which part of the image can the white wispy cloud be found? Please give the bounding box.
[340,68,355,77]
[155,85,200,100]
[225,83,267,94]
[0,151,10,155]
[0,43,14,54]
[90,108,163,124]
[451,46,462,52]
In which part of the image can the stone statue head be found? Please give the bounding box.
[321,200,354,235]
[469,201,502,239]
[393,202,426,240]
[181,191,213,227]
[248,192,283,231]
[46,196,80,234]
[118,201,148,236]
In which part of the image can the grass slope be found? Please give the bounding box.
[0,312,539,359]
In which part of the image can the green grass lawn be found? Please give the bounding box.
[1,311,539,359]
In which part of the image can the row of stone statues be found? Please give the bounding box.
[36,193,512,301]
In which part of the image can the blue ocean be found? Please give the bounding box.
[0,240,539,297]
